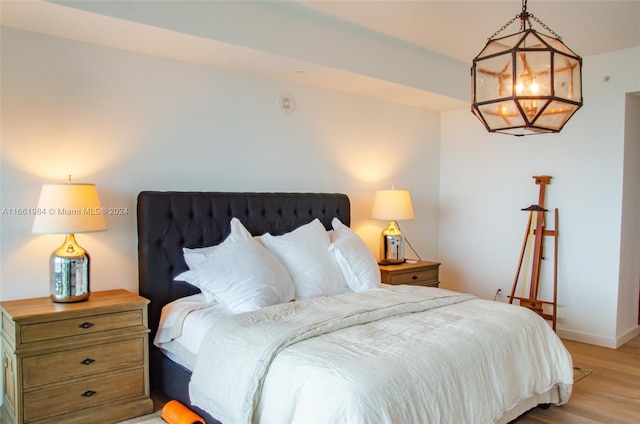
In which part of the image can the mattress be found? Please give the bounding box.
[154,293,231,370]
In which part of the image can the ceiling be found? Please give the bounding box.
[2,1,639,110]
[294,0,640,63]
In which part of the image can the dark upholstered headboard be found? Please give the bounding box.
[137,191,351,341]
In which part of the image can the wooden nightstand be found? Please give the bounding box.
[379,260,441,287]
[0,289,154,424]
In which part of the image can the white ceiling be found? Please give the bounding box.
[294,0,640,62]
[2,1,639,111]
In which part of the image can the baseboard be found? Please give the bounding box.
[558,325,640,349]
[615,325,640,348]
[557,329,617,348]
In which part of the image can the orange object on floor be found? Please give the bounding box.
[161,400,205,424]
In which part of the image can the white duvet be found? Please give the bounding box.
[188,285,573,424]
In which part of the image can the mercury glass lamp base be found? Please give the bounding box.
[378,258,405,265]
[379,222,406,265]
[49,234,90,303]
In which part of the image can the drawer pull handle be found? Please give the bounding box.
[81,358,95,365]
[412,275,418,280]
[79,322,94,329]
[81,390,96,397]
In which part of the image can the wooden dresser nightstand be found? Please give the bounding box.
[0,289,154,424]
[379,260,441,288]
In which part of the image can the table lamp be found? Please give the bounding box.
[371,187,415,265]
[32,178,107,302]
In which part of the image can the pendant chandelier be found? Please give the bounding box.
[471,0,583,136]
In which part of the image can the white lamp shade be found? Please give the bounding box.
[32,183,108,234]
[371,189,415,221]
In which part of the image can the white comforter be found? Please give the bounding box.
[189,285,572,424]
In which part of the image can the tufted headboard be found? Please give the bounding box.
[137,191,351,342]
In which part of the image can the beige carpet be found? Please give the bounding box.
[134,419,165,424]
[118,411,164,424]
[132,417,164,424]
[573,366,592,382]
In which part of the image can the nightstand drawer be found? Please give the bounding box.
[23,368,147,422]
[20,309,143,345]
[379,261,441,288]
[388,268,438,285]
[22,337,145,389]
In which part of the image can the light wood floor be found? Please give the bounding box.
[515,334,640,423]
[119,335,640,424]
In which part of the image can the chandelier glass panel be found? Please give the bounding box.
[471,0,583,136]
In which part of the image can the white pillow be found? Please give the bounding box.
[175,219,295,313]
[182,218,251,269]
[261,219,348,300]
[329,218,381,292]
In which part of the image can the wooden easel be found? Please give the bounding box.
[509,175,559,330]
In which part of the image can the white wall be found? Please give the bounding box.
[618,93,640,343]
[439,47,640,348]
[1,27,638,350]
[0,27,441,301]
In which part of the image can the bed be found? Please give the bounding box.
[137,191,573,424]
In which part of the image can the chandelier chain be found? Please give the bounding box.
[488,15,519,40]
[487,0,562,41]
[529,14,562,40]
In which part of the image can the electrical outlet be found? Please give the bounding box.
[494,288,504,301]
[278,93,296,114]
